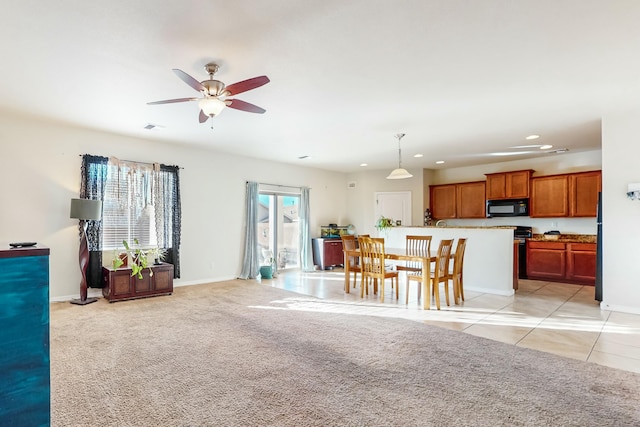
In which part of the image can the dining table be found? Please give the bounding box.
[343,247,440,310]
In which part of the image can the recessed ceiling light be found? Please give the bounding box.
[525,135,540,140]
[414,154,423,158]
[539,145,553,150]
[360,163,368,167]
[435,160,445,164]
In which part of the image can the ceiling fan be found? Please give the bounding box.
[147,62,269,126]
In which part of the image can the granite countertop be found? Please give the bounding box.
[529,234,597,243]
[401,225,516,230]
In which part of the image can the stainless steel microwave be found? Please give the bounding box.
[486,199,529,217]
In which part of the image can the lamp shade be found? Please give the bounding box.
[69,198,102,220]
[198,97,226,116]
[386,168,413,180]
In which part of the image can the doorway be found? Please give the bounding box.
[374,191,412,226]
[258,193,300,270]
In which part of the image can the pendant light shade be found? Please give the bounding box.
[386,133,413,180]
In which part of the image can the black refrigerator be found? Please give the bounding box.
[595,192,603,301]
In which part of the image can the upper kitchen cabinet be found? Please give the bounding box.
[456,181,486,218]
[569,171,602,217]
[530,175,570,217]
[530,170,601,217]
[429,184,457,219]
[485,170,534,200]
[430,181,485,219]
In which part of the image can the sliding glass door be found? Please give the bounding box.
[258,193,300,270]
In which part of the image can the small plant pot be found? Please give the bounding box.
[260,265,273,279]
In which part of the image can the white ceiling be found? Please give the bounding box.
[3,1,640,173]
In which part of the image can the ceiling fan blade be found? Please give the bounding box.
[226,99,266,114]
[199,110,210,123]
[147,97,198,105]
[172,69,206,93]
[223,76,270,96]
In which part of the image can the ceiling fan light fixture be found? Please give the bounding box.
[386,133,413,180]
[198,97,226,116]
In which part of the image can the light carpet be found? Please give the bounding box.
[50,280,640,426]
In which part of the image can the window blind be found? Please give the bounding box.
[102,161,157,250]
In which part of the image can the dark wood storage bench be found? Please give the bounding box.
[102,262,174,302]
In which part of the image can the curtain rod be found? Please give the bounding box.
[249,181,310,190]
[79,154,184,169]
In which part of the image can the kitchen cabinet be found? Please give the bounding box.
[430,181,485,219]
[456,181,486,218]
[485,170,533,200]
[566,243,597,284]
[312,238,344,270]
[102,262,174,302]
[429,184,457,219]
[530,175,570,217]
[530,170,601,218]
[527,241,566,280]
[569,171,602,217]
[526,241,596,285]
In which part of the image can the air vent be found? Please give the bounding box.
[144,123,164,130]
[547,148,569,154]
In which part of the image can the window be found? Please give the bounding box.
[258,189,300,270]
[81,155,182,281]
[102,162,157,249]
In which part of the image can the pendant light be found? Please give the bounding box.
[386,133,413,179]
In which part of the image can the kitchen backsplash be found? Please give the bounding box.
[443,216,596,235]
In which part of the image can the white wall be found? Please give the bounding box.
[344,169,424,236]
[601,109,640,314]
[0,110,348,299]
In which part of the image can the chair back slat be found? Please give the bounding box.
[435,239,454,279]
[453,238,467,275]
[405,235,431,270]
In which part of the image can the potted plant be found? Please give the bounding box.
[375,216,394,235]
[122,239,152,279]
[260,249,275,279]
[149,246,168,265]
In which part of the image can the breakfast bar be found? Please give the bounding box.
[382,226,516,297]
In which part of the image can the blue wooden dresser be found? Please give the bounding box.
[0,246,50,427]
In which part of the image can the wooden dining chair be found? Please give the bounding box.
[359,236,398,303]
[397,235,432,275]
[341,235,360,288]
[449,238,468,305]
[406,239,454,309]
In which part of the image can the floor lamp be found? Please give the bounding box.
[69,198,102,305]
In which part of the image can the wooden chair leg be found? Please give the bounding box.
[443,281,450,306]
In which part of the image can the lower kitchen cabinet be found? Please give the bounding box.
[312,238,344,270]
[566,243,597,283]
[102,262,174,302]
[526,241,596,285]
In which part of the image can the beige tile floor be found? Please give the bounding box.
[263,268,640,374]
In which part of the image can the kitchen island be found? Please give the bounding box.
[381,226,515,296]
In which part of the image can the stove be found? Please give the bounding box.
[512,226,532,279]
